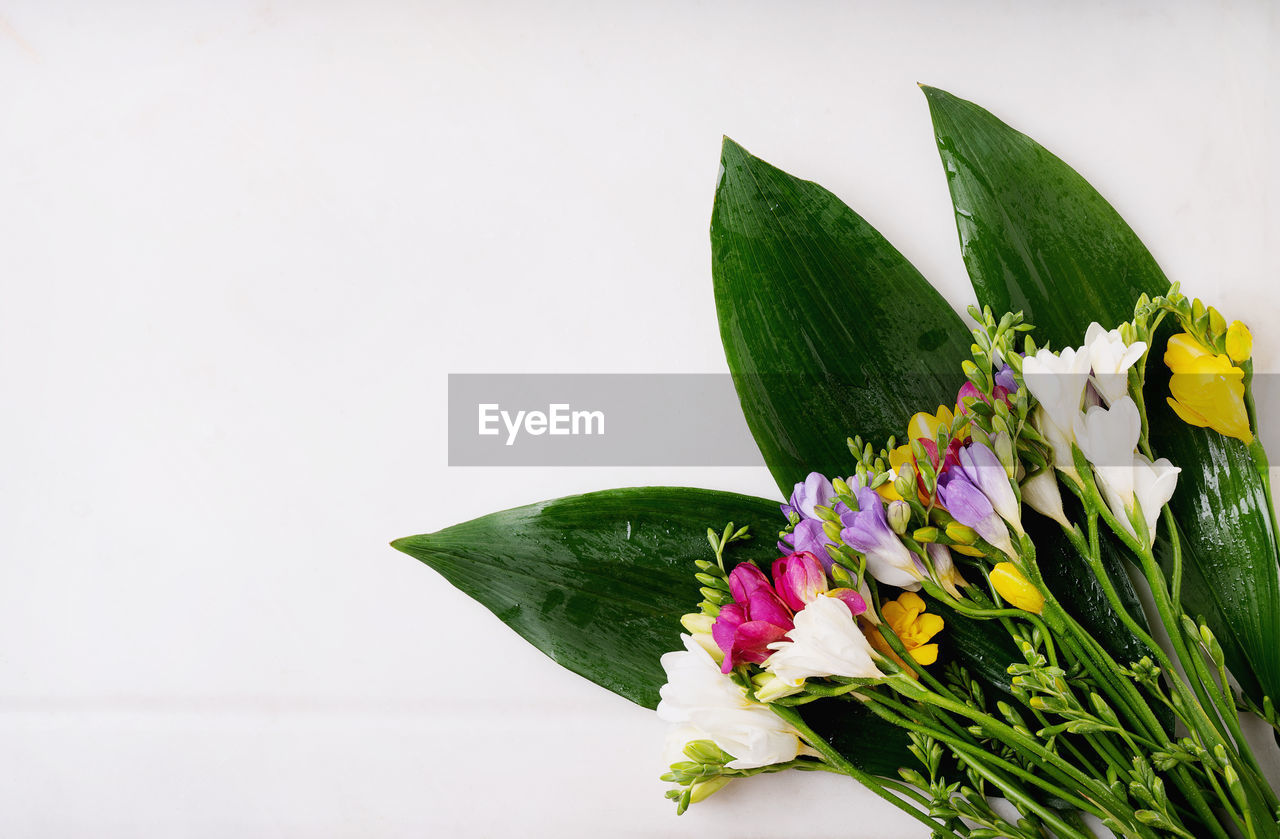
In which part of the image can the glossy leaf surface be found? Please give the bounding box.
[393,487,910,775]
[923,85,1280,702]
[711,137,970,494]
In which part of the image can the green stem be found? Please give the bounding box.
[862,693,1101,834]
[770,705,963,839]
[882,678,1159,839]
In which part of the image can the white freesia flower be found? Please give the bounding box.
[765,595,885,687]
[1084,322,1147,406]
[1073,397,1142,504]
[657,634,807,769]
[1021,468,1071,529]
[1022,347,1092,443]
[1133,455,1180,544]
[1035,406,1079,474]
[1100,454,1180,545]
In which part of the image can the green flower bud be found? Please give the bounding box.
[887,500,911,535]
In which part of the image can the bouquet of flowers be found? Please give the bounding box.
[395,87,1280,837]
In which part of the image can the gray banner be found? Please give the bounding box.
[448,374,763,466]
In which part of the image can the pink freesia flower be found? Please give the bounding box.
[771,552,829,611]
[712,564,794,673]
[772,551,867,617]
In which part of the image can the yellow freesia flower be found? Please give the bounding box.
[876,444,915,501]
[989,562,1044,614]
[877,405,954,502]
[864,591,943,678]
[907,405,954,445]
[1164,333,1252,443]
[1226,320,1253,364]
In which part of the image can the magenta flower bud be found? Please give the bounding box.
[771,551,828,612]
[712,563,795,673]
[828,587,868,616]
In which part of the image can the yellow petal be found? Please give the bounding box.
[909,644,939,666]
[990,562,1045,614]
[907,405,954,443]
[896,591,926,617]
[911,613,945,644]
[1168,357,1253,443]
[1226,320,1253,364]
[888,444,914,473]
[1166,396,1211,428]
[880,601,906,629]
[876,483,903,502]
[1164,333,1212,374]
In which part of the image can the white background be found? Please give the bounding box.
[2,1,1278,836]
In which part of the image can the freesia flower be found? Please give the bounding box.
[875,445,915,502]
[1164,333,1253,443]
[1083,322,1147,405]
[954,441,1023,534]
[1226,321,1253,364]
[1022,346,1092,443]
[989,563,1044,614]
[879,405,959,503]
[680,612,723,662]
[1073,397,1142,504]
[765,595,885,686]
[771,551,866,616]
[781,472,838,521]
[925,542,965,598]
[839,485,924,590]
[1133,455,1180,545]
[907,404,954,445]
[712,563,794,673]
[1100,454,1180,546]
[771,551,827,611]
[1035,405,1079,475]
[994,362,1019,394]
[658,634,810,769]
[955,376,1014,416]
[1020,468,1071,529]
[935,469,1017,559]
[778,518,839,570]
[864,591,944,678]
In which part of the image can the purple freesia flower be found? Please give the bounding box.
[994,363,1018,394]
[712,563,794,673]
[955,441,1022,533]
[780,472,837,520]
[936,469,1016,558]
[838,485,922,590]
[778,518,838,570]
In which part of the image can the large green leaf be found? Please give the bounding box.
[709,138,1153,704]
[392,486,910,775]
[923,85,1280,703]
[711,137,971,494]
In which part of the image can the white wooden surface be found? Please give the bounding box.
[1,1,1276,836]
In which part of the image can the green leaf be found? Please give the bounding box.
[922,85,1280,702]
[709,137,1148,710]
[393,486,909,776]
[711,137,971,494]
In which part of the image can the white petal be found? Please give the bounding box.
[1021,468,1071,529]
[765,596,884,683]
